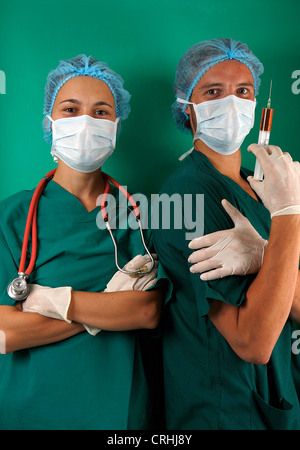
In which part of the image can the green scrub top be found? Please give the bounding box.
[152,150,300,430]
[0,178,171,430]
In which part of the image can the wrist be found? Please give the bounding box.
[271,206,300,218]
[269,215,300,250]
[271,214,300,226]
[66,290,75,322]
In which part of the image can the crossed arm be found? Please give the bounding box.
[0,288,163,354]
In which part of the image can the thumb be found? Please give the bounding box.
[221,199,245,226]
[247,176,262,195]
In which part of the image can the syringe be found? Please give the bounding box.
[253,81,274,180]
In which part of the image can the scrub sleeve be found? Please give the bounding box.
[153,150,300,430]
[0,180,172,430]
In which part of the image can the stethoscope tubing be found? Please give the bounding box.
[7,169,154,300]
[101,171,155,276]
[19,169,56,276]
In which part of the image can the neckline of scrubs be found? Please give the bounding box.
[190,149,263,206]
[42,179,119,223]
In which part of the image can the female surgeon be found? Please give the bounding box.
[152,38,300,430]
[0,55,170,430]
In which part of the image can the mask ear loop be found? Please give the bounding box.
[177,98,200,144]
[47,115,59,163]
[112,117,120,148]
[177,97,194,106]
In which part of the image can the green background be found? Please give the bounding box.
[0,0,299,200]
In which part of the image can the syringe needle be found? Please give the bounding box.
[267,80,272,109]
[253,81,274,180]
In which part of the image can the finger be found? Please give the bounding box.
[267,145,283,159]
[190,259,222,274]
[142,278,158,290]
[200,267,231,281]
[247,143,268,156]
[221,199,246,225]
[282,152,293,163]
[247,175,263,194]
[189,231,225,249]
[146,260,159,270]
[247,144,272,171]
[188,246,219,264]
[138,260,159,275]
[294,161,300,174]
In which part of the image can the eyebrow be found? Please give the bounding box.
[199,81,254,90]
[236,82,254,87]
[59,98,113,108]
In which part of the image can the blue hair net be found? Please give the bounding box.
[172,38,264,132]
[42,54,131,144]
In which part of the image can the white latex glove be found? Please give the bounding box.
[22,284,99,336]
[22,284,72,322]
[104,254,158,292]
[188,199,268,281]
[83,323,101,336]
[247,144,300,218]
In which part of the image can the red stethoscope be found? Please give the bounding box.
[7,169,154,301]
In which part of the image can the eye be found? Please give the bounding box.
[95,109,109,116]
[64,107,77,113]
[237,87,249,95]
[206,88,219,96]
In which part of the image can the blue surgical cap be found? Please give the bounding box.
[42,54,131,144]
[172,38,264,132]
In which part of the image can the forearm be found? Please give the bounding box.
[0,305,84,354]
[67,289,163,331]
[243,216,300,351]
[209,215,300,364]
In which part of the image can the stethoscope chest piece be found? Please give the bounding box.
[7,273,30,301]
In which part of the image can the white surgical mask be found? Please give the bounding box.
[47,114,119,173]
[177,95,256,155]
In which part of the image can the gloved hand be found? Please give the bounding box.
[188,199,268,281]
[104,254,158,292]
[22,284,99,336]
[22,284,72,322]
[247,144,300,218]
